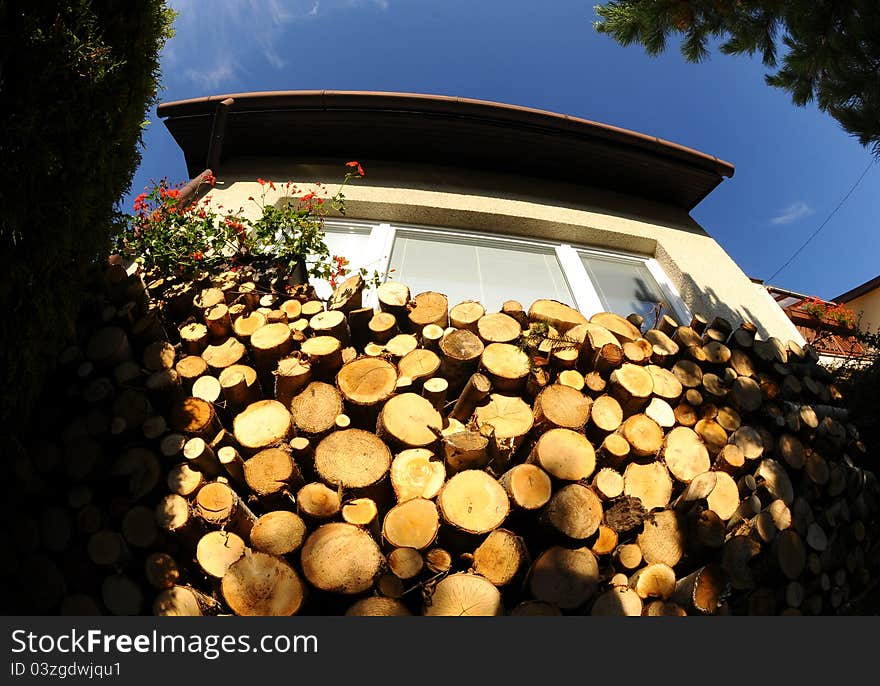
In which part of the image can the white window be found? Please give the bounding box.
[315,220,689,324]
[387,229,574,312]
[579,251,672,321]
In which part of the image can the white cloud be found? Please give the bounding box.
[163,1,389,90]
[771,201,814,226]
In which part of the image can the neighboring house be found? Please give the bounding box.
[763,282,867,368]
[157,90,804,342]
[834,275,880,334]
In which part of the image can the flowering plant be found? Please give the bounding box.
[118,163,382,290]
[116,171,231,278]
[801,297,856,329]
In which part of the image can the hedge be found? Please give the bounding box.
[0,1,175,425]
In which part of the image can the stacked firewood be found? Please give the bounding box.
[5,257,878,616]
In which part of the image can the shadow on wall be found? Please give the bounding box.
[678,274,776,341]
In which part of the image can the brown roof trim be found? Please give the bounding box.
[833,273,880,303]
[157,90,735,209]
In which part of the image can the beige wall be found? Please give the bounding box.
[846,290,880,334]
[209,157,805,345]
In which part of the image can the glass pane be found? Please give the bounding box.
[580,253,666,319]
[309,225,373,300]
[388,231,573,312]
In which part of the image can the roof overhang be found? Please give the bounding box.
[833,274,880,303]
[157,90,735,211]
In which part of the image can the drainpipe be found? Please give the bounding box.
[206,97,234,172]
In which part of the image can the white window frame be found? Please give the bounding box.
[322,218,690,325]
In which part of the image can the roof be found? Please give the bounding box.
[834,274,880,303]
[157,90,735,211]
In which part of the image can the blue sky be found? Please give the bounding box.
[129,0,878,301]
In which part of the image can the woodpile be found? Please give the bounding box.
[5,259,879,618]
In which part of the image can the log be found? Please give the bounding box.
[250,510,307,556]
[179,323,208,355]
[309,310,350,347]
[218,364,260,410]
[221,551,304,616]
[662,426,711,483]
[390,448,446,501]
[638,510,685,567]
[183,437,220,476]
[439,329,484,394]
[448,372,491,422]
[341,498,379,533]
[443,430,490,471]
[378,393,443,449]
[672,564,726,615]
[480,343,530,393]
[542,483,603,540]
[314,429,392,490]
[473,394,534,463]
[591,586,643,616]
[290,382,343,435]
[529,299,588,332]
[388,547,425,580]
[646,365,683,403]
[232,311,267,343]
[152,586,213,616]
[706,471,740,520]
[730,376,762,413]
[528,546,599,610]
[645,397,675,428]
[376,282,411,318]
[202,337,246,374]
[422,377,448,410]
[297,483,342,521]
[528,428,596,482]
[590,312,641,343]
[233,400,292,452]
[609,363,653,413]
[250,322,293,380]
[533,384,591,433]
[409,291,449,330]
[644,329,679,366]
[590,395,623,433]
[592,467,624,501]
[191,375,221,404]
[244,447,303,499]
[438,470,509,534]
[196,530,246,579]
[600,433,631,467]
[623,461,672,511]
[498,464,552,511]
[382,498,440,550]
[194,481,257,536]
[449,300,485,332]
[619,414,663,457]
[424,573,504,616]
[176,355,209,390]
[368,312,398,343]
[300,336,343,376]
[631,563,677,600]
[346,597,411,616]
[273,357,310,408]
[477,312,521,344]
[169,396,219,439]
[473,529,529,586]
[398,349,441,387]
[730,425,764,461]
[205,303,232,339]
[301,523,384,594]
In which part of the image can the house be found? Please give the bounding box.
[762,282,866,367]
[834,274,880,334]
[156,90,804,342]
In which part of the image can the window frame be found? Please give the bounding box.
[322,218,690,324]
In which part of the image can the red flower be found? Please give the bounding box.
[257,178,267,186]
[345,161,359,168]
[192,251,204,261]
[268,180,276,191]
[133,192,148,212]
[203,171,216,187]
[300,191,317,203]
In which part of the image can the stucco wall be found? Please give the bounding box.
[206,157,805,345]
[846,290,880,334]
